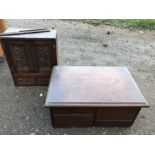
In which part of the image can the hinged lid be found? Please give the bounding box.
[45,66,149,108]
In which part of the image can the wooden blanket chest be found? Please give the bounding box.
[44,66,149,127]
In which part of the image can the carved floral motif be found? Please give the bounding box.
[35,46,51,69]
[10,45,29,70]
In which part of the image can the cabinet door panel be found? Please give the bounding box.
[3,40,33,73]
[30,40,57,72]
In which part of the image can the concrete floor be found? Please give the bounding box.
[0,20,154,134]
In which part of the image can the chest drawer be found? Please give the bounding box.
[52,108,95,115]
[50,108,95,127]
[52,114,94,127]
[96,107,140,120]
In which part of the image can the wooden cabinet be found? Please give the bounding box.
[0,28,57,86]
[44,66,149,128]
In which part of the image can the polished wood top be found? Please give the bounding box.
[0,28,56,39]
[45,66,148,107]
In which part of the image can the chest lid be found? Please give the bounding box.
[45,66,149,108]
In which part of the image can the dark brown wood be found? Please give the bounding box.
[95,107,139,120]
[49,107,141,127]
[52,107,95,114]
[45,66,148,107]
[0,29,50,36]
[19,29,48,32]
[0,28,56,39]
[0,28,57,86]
[50,109,94,127]
[94,107,141,127]
[94,120,134,127]
[45,66,149,127]
[53,114,94,127]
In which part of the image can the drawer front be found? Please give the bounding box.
[52,108,95,115]
[95,120,133,127]
[15,77,35,85]
[52,114,94,127]
[96,107,140,121]
[37,77,49,85]
[15,77,50,86]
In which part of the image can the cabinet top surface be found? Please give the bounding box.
[45,66,148,107]
[0,28,56,39]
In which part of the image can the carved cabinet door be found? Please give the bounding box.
[2,39,57,74]
[30,40,57,72]
[1,40,33,73]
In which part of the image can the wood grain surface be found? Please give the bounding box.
[0,28,56,39]
[0,28,57,86]
[45,66,148,107]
